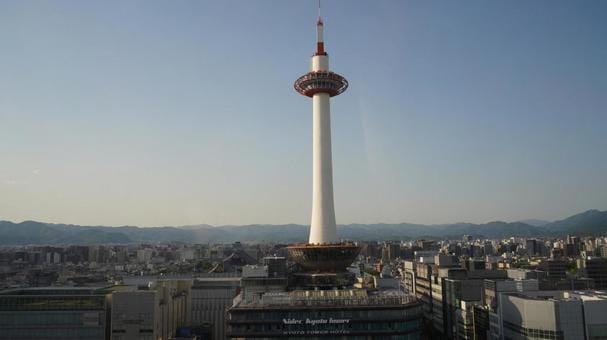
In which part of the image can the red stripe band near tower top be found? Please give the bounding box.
[315,19,326,55]
[316,42,326,55]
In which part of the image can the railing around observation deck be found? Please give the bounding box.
[294,70,348,97]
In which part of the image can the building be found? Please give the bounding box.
[111,280,191,340]
[581,257,607,290]
[483,279,540,339]
[404,251,509,337]
[472,304,490,340]
[499,290,607,340]
[0,280,193,340]
[441,270,507,337]
[111,289,157,340]
[230,254,422,338]
[228,289,422,338]
[483,279,539,312]
[579,291,607,339]
[403,260,416,296]
[403,258,436,322]
[191,276,240,340]
[0,287,110,340]
[456,300,482,340]
[506,268,548,281]
[239,263,288,305]
[537,259,567,281]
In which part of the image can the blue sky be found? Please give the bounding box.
[1,1,606,227]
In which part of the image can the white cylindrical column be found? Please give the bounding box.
[309,92,337,244]
[311,55,329,71]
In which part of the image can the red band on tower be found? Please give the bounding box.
[316,42,326,55]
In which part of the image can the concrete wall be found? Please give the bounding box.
[111,290,158,340]
[581,298,607,339]
[191,278,240,340]
[500,292,586,340]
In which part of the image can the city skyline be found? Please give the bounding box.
[1,0,607,227]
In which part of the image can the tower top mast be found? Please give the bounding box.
[316,0,326,56]
[317,0,322,24]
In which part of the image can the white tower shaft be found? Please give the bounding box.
[308,21,337,244]
[310,91,337,244]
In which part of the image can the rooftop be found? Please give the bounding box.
[506,290,607,302]
[235,288,416,308]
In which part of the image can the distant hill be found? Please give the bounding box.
[540,210,607,235]
[517,219,551,227]
[0,209,605,245]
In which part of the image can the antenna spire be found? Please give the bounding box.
[317,0,322,24]
[315,0,326,55]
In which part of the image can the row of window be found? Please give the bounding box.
[0,311,100,326]
[0,297,105,311]
[231,308,422,321]
[232,320,421,332]
[0,327,104,339]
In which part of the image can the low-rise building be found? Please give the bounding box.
[0,287,109,340]
[111,280,191,340]
[191,276,240,340]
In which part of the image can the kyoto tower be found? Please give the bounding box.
[294,7,348,245]
[289,4,359,289]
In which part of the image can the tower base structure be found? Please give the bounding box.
[287,243,360,272]
[290,271,356,289]
[287,242,360,289]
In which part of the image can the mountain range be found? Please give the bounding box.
[0,210,605,245]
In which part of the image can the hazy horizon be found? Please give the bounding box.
[4,208,607,229]
[2,1,606,227]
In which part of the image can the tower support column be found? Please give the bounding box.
[310,92,337,244]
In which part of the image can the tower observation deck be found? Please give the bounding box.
[289,10,359,288]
